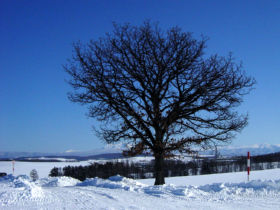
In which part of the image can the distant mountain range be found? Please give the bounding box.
[203,144,280,157]
[0,143,126,161]
[1,143,280,160]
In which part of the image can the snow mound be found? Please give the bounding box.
[199,179,280,194]
[0,174,19,183]
[77,175,280,198]
[0,174,44,198]
[0,174,32,188]
[141,179,280,198]
[77,174,146,191]
[2,173,280,205]
[38,176,81,187]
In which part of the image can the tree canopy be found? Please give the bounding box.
[65,21,255,185]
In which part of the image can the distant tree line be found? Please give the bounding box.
[49,160,199,181]
[49,152,280,181]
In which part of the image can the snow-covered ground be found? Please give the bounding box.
[140,168,280,186]
[0,161,92,178]
[1,168,280,209]
[0,157,157,178]
[25,157,77,162]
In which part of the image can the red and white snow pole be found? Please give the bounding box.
[247,152,250,181]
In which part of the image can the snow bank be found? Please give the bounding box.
[199,179,280,194]
[77,175,146,191]
[0,175,80,188]
[37,176,81,187]
[2,174,280,197]
[75,174,280,198]
[0,174,44,198]
[160,179,280,198]
[1,172,280,209]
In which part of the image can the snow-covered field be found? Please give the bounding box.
[0,157,157,178]
[1,164,280,209]
[0,160,93,178]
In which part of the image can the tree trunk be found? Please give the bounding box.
[154,152,165,185]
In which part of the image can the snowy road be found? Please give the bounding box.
[1,184,280,210]
[1,169,280,209]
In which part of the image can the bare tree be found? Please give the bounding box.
[64,21,255,185]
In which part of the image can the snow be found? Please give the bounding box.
[1,169,280,209]
[26,157,77,162]
[37,176,81,187]
[0,160,92,178]
[0,157,156,178]
[139,168,280,186]
[77,175,146,191]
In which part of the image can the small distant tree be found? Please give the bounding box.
[30,169,39,181]
[65,21,255,185]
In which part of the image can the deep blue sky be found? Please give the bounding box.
[1,0,279,152]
